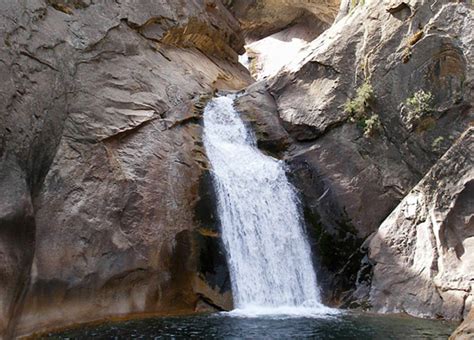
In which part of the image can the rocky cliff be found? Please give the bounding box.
[234,0,472,310]
[0,0,473,338]
[0,0,251,337]
[367,128,473,320]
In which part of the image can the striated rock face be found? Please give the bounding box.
[234,0,473,306]
[368,128,473,320]
[0,0,472,337]
[0,0,251,337]
[268,0,472,237]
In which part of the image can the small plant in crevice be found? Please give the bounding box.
[362,114,382,138]
[402,89,434,131]
[345,82,373,118]
[408,30,424,46]
[402,47,412,63]
[344,82,381,138]
[432,136,445,153]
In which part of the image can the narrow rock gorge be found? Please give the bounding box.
[0,0,472,338]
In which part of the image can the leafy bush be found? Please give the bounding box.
[432,136,445,153]
[344,82,374,119]
[344,82,381,138]
[406,90,433,115]
[363,114,382,138]
[403,90,434,130]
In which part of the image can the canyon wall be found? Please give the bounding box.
[233,0,473,318]
[0,0,251,337]
[368,128,473,320]
[223,0,340,40]
[0,0,472,338]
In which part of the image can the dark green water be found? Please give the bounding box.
[45,312,456,339]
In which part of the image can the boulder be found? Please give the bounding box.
[368,128,473,319]
[234,82,290,157]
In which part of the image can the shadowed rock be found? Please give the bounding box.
[0,0,251,337]
[232,0,473,312]
[367,128,473,320]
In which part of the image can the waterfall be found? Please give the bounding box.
[203,94,332,316]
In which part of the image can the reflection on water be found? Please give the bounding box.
[46,312,455,339]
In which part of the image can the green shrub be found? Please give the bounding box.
[344,82,374,120]
[363,114,382,138]
[344,82,381,138]
[404,90,434,130]
[432,136,445,152]
[406,90,433,115]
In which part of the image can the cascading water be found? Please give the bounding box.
[203,94,333,316]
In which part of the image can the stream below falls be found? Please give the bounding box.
[46,312,456,339]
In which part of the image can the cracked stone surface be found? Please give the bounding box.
[233,0,473,311]
[0,0,250,337]
[368,128,474,320]
[0,0,473,337]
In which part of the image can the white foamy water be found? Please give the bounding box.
[203,94,335,317]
